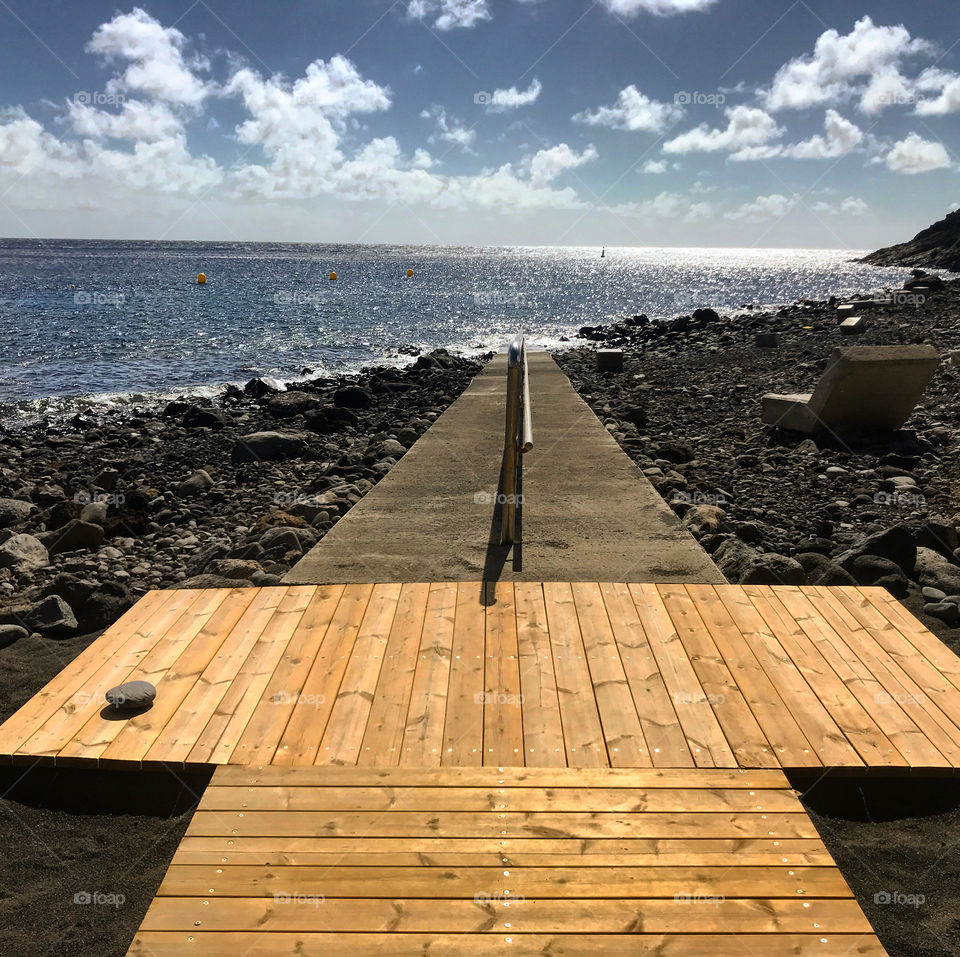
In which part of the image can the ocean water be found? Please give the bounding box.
[0,239,920,422]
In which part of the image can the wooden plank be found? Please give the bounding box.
[130,931,888,956]
[0,589,173,759]
[657,585,779,769]
[272,583,373,765]
[139,588,292,765]
[743,586,909,768]
[599,582,691,768]
[208,765,790,789]
[229,584,346,765]
[685,585,819,768]
[358,582,431,766]
[542,581,606,767]
[186,810,820,839]
[400,582,457,766]
[159,863,852,898]
[171,836,835,866]
[58,588,246,765]
[628,584,734,768]
[441,582,487,766]
[483,582,524,766]
[572,582,651,767]
[17,587,206,761]
[199,785,801,813]
[715,586,863,768]
[773,586,947,769]
[317,583,403,765]
[186,588,315,765]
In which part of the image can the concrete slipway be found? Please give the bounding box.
[284,352,723,585]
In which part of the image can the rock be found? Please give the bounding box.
[714,538,806,585]
[244,376,284,398]
[79,501,108,525]
[755,333,779,348]
[182,406,231,429]
[379,438,406,458]
[25,595,78,637]
[334,385,373,409]
[914,547,960,594]
[266,391,321,419]
[849,555,910,596]
[0,497,34,528]
[860,209,960,272]
[231,432,308,464]
[178,469,214,496]
[656,440,695,464]
[835,525,916,575]
[692,307,721,323]
[259,526,319,554]
[0,624,28,648]
[683,505,726,536]
[0,534,49,573]
[174,574,256,589]
[621,405,647,429]
[105,680,156,711]
[304,408,359,433]
[924,602,960,628]
[46,520,105,556]
[205,558,262,580]
[796,553,857,586]
[922,586,947,602]
[77,581,134,631]
[917,516,960,555]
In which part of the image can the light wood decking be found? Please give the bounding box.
[126,765,887,956]
[1,582,958,773]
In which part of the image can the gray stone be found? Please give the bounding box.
[0,534,49,573]
[850,555,910,596]
[266,391,321,418]
[46,520,105,557]
[0,497,34,528]
[105,680,156,711]
[231,432,308,464]
[380,439,406,458]
[244,376,284,398]
[178,469,214,496]
[79,501,108,525]
[205,558,262,580]
[0,624,28,648]
[25,595,78,637]
[835,525,916,575]
[683,505,726,536]
[922,586,947,602]
[924,602,960,628]
[796,553,857,586]
[334,385,373,409]
[714,538,806,585]
[915,547,960,594]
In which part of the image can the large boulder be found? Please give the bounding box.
[0,534,49,573]
[259,525,319,555]
[914,547,960,594]
[714,538,806,585]
[0,624,28,648]
[835,525,917,575]
[178,469,214,496]
[333,385,373,409]
[231,432,308,464]
[182,406,231,429]
[796,553,857,586]
[0,497,34,528]
[25,595,78,637]
[266,391,320,419]
[46,520,105,556]
[244,376,284,398]
[205,558,262,580]
[849,555,910,597]
[304,407,359,434]
[683,505,726,536]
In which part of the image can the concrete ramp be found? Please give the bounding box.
[285,352,722,584]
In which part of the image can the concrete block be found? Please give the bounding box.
[762,344,939,434]
[839,316,867,335]
[597,349,624,373]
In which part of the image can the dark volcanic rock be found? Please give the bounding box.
[25,595,78,637]
[266,391,321,419]
[859,209,960,272]
[244,376,284,398]
[334,385,373,409]
[796,553,857,586]
[304,408,359,433]
[231,431,308,463]
[835,525,917,575]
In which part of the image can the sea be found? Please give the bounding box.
[0,239,919,425]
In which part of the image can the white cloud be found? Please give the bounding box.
[725,193,798,222]
[573,85,682,132]
[812,196,869,216]
[735,109,863,161]
[86,134,222,193]
[600,0,717,16]
[487,78,542,112]
[663,105,782,157]
[860,67,915,115]
[526,143,597,186]
[407,0,491,30]
[884,133,952,174]
[642,159,668,174]
[86,7,209,107]
[762,16,930,113]
[915,68,960,116]
[68,98,182,141]
[0,108,81,177]
[615,190,714,222]
[421,106,476,150]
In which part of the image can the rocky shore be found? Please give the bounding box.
[0,348,486,652]
[556,270,960,647]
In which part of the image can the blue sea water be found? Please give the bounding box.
[0,239,919,421]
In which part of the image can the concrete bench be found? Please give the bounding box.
[762,345,939,434]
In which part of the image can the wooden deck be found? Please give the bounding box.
[2,582,960,773]
[126,765,886,956]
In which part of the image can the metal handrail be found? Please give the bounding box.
[500,337,533,544]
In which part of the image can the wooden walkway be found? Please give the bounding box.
[3,582,960,773]
[126,765,886,956]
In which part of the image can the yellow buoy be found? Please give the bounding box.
[329,271,337,281]
[406,268,413,277]
[197,272,206,285]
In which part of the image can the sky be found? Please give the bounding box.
[0,0,957,248]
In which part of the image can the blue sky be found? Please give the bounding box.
[0,0,957,247]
